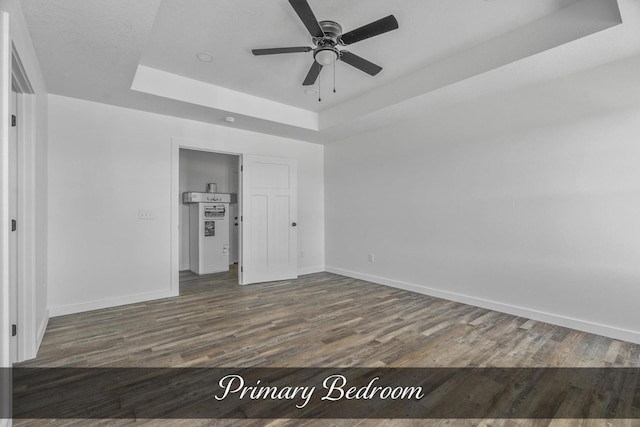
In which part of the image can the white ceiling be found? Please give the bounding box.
[140,0,578,111]
[20,0,640,143]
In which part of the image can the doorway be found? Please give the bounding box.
[178,149,240,284]
[170,140,299,291]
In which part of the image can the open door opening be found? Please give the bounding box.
[178,149,240,288]
[171,142,299,290]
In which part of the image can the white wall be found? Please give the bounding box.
[325,105,640,344]
[0,0,48,363]
[48,94,324,316]
[179,149,238,270]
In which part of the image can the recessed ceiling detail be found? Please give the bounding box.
[21,0,638,143]
[131,65,319,130]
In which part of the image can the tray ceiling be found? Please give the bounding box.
[20,0,640,143]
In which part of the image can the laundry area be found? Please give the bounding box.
[179,149,240,276]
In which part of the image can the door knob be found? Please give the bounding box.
[292,222,297,227]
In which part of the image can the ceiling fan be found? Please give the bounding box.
[252,0,399,89]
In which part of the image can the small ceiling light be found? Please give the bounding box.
[196,52,214,62]
[313,47,339,66]
[224,116,235,123]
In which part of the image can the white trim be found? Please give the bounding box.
[171,138,244,291]
[0,11,12,369]
[238,155,243,285]
[12,56,37,361]
[0,12,12,427]
[170,139,180,295]
[10,48,33,94]
[326,266,640,345]
[298,266,324,276]
[36,308,48,349]
[49,290,177,318]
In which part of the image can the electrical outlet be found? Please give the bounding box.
[138,210,154,220]
[368,253,375,263]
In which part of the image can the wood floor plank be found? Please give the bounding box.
[13,269,640,426]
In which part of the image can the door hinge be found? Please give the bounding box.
[11,115,16,127]
[11,219,16,232]
[241,165,243,172]
[12,324,17,337]
[241,216,243,222]
[241,266,243,273]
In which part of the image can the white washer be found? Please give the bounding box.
[185,193,231,275]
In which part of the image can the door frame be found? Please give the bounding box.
[170,138,244,292]
[8,45,37,363]
[10,46,36,363]
[228,166,239,266]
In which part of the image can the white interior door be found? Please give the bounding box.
[9,85,18,363]
[241,155,297,285]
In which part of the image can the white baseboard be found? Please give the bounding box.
[326,266,640,345]
[0,418,9,427]
[49,290,179,317]
[298,266,325,276]
[36,310,49,351]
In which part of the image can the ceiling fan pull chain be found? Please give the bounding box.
[333,61,337,93]
[318,71,322,102]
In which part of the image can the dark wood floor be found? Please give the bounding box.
[15,269,640,426]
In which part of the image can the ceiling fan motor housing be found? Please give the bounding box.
[316,20,342,45]
[312,21,342,65]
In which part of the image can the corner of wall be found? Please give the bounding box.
[35,308,48,352]
[298,266,325,276]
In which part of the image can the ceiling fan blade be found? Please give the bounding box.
[303,61,323,86]
[340,51,382,76]
[289,0,325,38]
[252,47,312,56]
[340,15,399,45]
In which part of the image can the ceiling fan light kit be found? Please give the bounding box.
[252,0,399,102]
[314,47,338,66]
